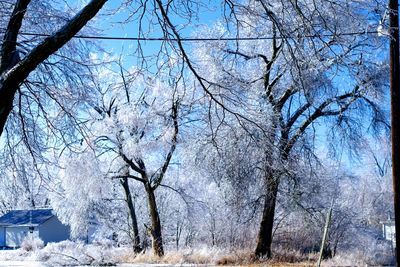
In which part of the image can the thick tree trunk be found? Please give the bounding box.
[0,82,18,137]
[120,178,142,253]
[0,0,107,136]
[145,186,164,257]
[255,173,280,258]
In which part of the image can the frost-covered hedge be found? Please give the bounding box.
[36,240,128,266]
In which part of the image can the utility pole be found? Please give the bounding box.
[389,0,400,264]
[316,205,333,267]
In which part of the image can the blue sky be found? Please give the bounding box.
[63,0,391,178]
[72,1,222,58]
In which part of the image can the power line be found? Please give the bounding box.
[0,29,380,42]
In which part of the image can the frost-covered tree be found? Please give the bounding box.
[191,0,388,258]
[86,63,192,256]
[50,145,144,247]
[0,1,111,211]
[0,0,107,136]
[0,155,49,212]
[268,157,393,262]
[50,150,109,238]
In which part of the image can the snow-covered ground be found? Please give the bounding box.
[0,241,127,266]
[0,261,43,267]
[0,245,215,266]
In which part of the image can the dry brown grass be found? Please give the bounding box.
[122,247,224,265]
[270,247,318,264]
[121,247,318,266]
[215,249,316,267]
[215,249,259,265]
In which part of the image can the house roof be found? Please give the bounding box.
[0,209,54,226]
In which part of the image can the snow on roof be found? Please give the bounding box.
[0,209,54,226]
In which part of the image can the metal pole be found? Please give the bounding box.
[389,0,400,264]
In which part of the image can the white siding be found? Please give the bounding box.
[38,217,70,244]
[383,223,396,247]
[5,226,29,247]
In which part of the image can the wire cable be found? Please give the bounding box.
[0,29,380,42]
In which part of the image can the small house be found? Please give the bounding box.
[381,216,396,248]
[0,208,70,248]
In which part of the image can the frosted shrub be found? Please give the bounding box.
[37,240,127,266]
[92,236,115,249]
[323,239,395,266]
[21,235,44,251]
[364,240,395,266]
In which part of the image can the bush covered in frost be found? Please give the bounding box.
[21,235,44,252]
[36,240,128,266]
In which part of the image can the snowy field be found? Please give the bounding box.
[0,261,44,267]
[0,245,220,266]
